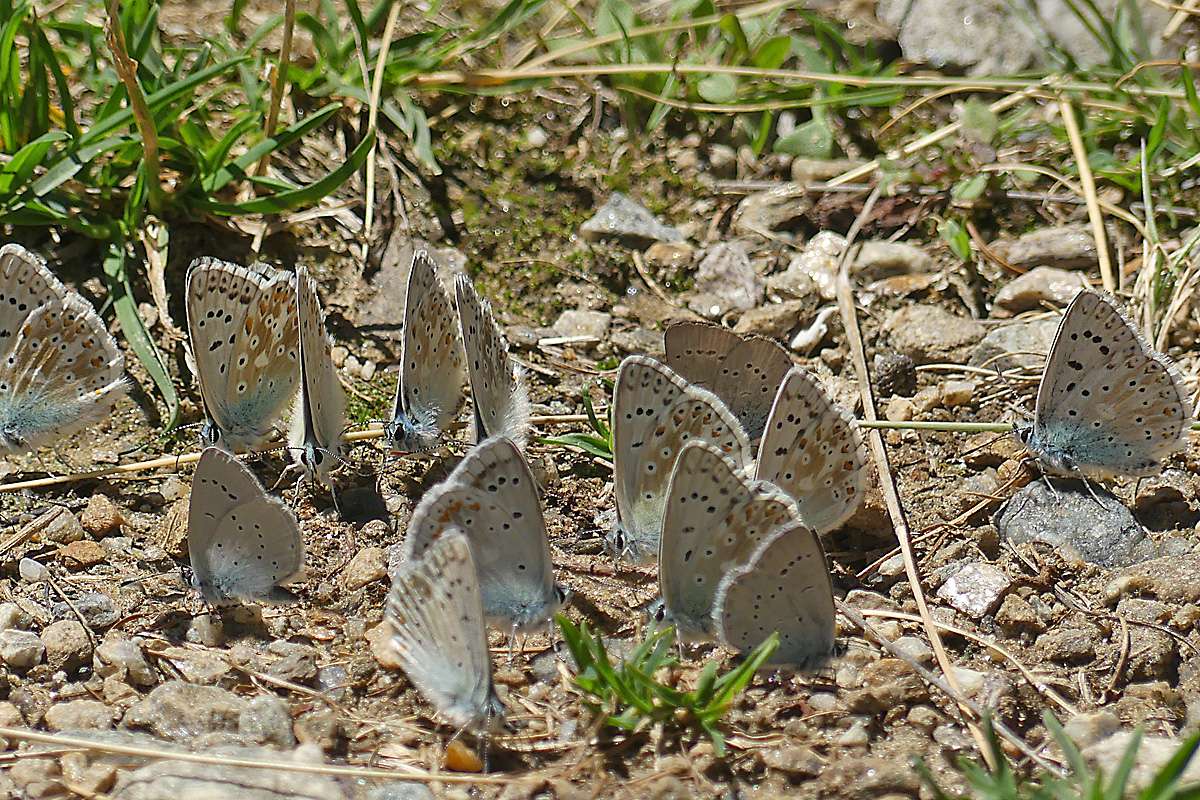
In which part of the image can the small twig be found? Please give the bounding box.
[103,0,163,214]
[1058,98,1114,292]
[363,0,403,243]
[255,0,297,177]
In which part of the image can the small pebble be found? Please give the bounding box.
[41,620,92,671]
[444,739,483,772]
[0,629,44,670]
[341,547,388,590]
[80,495,125,537]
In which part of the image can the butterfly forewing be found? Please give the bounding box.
[291,267,346,486]
[658,440,800,640]
[611,356,751,563]
[187,448,304,605]
[456,275,531,449]
[403,436,559,631]
[713,521,835,669]
[385,531,501,729]
[664,321,792,440]
[755,368,869,532]
[1029,290,1193,477]
[0,245,126,454]
[388,251,466,452]
[185,258,299,450]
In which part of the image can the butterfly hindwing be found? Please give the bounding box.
[755,367,869,532]
[1027,290,1193,477]
[291,266,345,486]
[611,356,752,563]
[456,275,531,449]
[385,531,502,729]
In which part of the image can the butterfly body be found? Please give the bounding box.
[610,356,751,563]
[1020,290,1192,479]
[385,251,465,454]
[0,244,127,454]
[188,447,305,605]
[185,258,299,452]
[404,436,563,632]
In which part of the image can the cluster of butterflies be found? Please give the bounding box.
[0,237,1193,736]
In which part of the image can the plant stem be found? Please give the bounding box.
[256,0,297,178]
[103,0,163,215]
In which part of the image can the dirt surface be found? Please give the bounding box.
[6,6,1200,800]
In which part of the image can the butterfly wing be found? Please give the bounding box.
[404,436,558,631]
[611,356,752,563]
[185,258,298,450]
[755,367,869,532]
[456,275,531,449]
[385,531,501,729]
[664,321,792,440]
[187,448,304,605]
[1029,290,1193,477]
[713,520,835,669]
[388,251,466,452]
[291,267,345,486]
[658,440,800,640]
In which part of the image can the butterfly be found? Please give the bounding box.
[185,258,299,451]
[657,439,800,641]
[289,266,346,488]
[1017,290,1193,478]
[609,355,751,563]
[664,321,793,441]
[187,447,305,605]
[0,243,127,455]
[456,275,531,450]
[385,529,504,730]
[385,251,466,454]
[713,519,836,669]
[403,436,565,632]
[755,367,869,532]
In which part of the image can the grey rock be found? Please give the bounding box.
[853,240,934,276]
[995,480,1153,567]
[732,300,806,339]
[0,602,32,631]
[970,317,1058,371]
[643,242,694,270]
[54,592,119,629]
[44,699,115,731]
[123,682,246,741]
[733,185,814,239]
[238,695,296,748]
[551,309,611,340]
[9,757,59,798]
[883,304,985,364]
[990,224,1097,270]
[1116,598,1177,680]
[294,708,340,752]
[1035,0,1173,68]
[353,239,464,331]
[994,267,1084,313]
[266,643,318,684]
[95,636,156,686]
[873,352,917,397]
[1037,626,1102,663]
[936,562,1011,617]
[110,747,343,800]
[0,629,44,669]
[579,192,682,248]
[1064,710,1121,748]
[780,230,846,299]
[41,622,93,671]
[156,645,230,685]
[881,0,1037,75]
[339,547,388,591]
[687,242,764,317]
[817,755,921,797]
[40,506,86,544]
[890,636,933,665]
[995,593,1044,636]
[367,783,436,800]
[1081,731,1200,793]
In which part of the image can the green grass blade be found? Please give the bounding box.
[202,102,342,193]
[102,242,179,428]
[1104,728,1142,800]
[1137,730,1200,800]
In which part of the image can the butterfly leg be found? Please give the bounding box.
[1039,473,1061,501]
[1079,475,1110,510]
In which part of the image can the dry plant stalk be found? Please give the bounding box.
[256,0,298,177]
[104,0,163,213]
[1059,97,1115,292]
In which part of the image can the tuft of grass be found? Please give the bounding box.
[556,614,777,757]
[918,711,1200,800]
[540,384,613,462]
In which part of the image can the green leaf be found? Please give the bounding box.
[202,102,342,193]
[960,97,999,145]
[101,242,179,428]
[752,35,790,69]
[951,174,988,202]
[199,128,375,215]
[938,218,972,262]
[696,73,737,104]
[0,130,68,194]
[774,116,833,158]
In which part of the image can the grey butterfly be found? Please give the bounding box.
[658,440,800,641]
[185,258,299,451]
[403,436,565,632]
[289,266,346,487]
[756,367,869,532]
[385,530,504,729]
[1018,290,1193,478]
[0,243,127,454]
[188,447,305,605]
[610,355,752,564]
[664,321,793,441]
[713,520,836,669]
[385,251,466,454]
[456,275,531,449]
